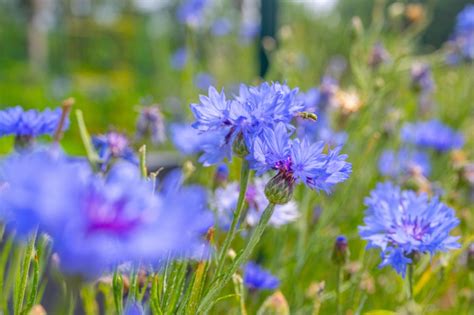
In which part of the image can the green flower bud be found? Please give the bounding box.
[264,172,295,205]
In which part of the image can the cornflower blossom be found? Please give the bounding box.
[176,0,209,28]
[378,148,431,179]
[190,82,304,165]
[194,72,215,91]
[0,106,68,147]
[170,47,188,70]
[243,262,280,291]
[169,123,225,156]
[401,120,464,152]
[93,132,138,168]
[0,151,213,277]
[135,105,166,144]
[212,177,299,229]
[446,5,474,63]
[250,123,351,201]
[359,182,460,277]
[211,18,232,37]
[410,63,435,93]
[368,42,391,68]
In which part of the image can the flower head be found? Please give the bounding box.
[368,42,390,68]
[378,148,431,178]
[447,5,474,62]
[0,106,68,138]
[176,0,208,28]
[250,123,351,196]
[0,151,213,278]
[401,120,464,152]
[359,182,460,277]
[170,47,188,70]
[410,63,435,93]
[93,132,138,169]
[190,83,304,165]
[243,262,280,291]
[135,105,166,144]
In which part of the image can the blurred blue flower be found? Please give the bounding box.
[401,120,464,152]
[124,301,146,315]
[212,176,299,229]
[447,5,474,62]
[240,21,260,42]
[194,72,216,91]
[176,0,208,28]
[1,151,213,277]
[211,18,232,37]
[250,123,351,193]
[93,132,138,169]
[136,105,166,144]
[410,63,435,93]
[0,106,68,138]
[170,47,188,70]
[359,182,460,277]
[368,42,390,68]
[378,148,431,178]
[243,262,280,290]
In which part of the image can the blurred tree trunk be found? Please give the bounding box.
[27,0,52,76]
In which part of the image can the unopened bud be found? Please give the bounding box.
[467,243,474,271]
[258,291,290,315]
[332,235,349,265]
[264,172,295,205]
[232,133,249,157]
[214,164,229,187]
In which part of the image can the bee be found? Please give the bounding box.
[297,112,318,121]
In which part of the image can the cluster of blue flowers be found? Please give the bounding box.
[447,4,474,63]
[401,120,464,152]
[359,182,460,277]
[190,82,352,203]
[243,262,280,291]
[0,106,67,139]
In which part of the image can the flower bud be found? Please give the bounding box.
[264,172,294,205]
[467,243,474,271]
[14,135,35,151]
[232,133,249,157]
[258,291,290,315]
[332,235,349,265]
[213,164,229,187]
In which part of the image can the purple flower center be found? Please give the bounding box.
[86,195,141,236]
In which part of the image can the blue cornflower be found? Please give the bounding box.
[194,72,216,91]
[243,262,280,291]
[170,47,188,70]
[176,0,208,28]
[378,148,431,178]
[401,120,464,152]
[447,5,474,62]
[211,18,232,37]
[410,63,435,93]
[0,106,68,138]
[93,132,138,169]
[250,123,351,195]
[135,105,166,144]
[190,82,304,165]
[359,182,460,277]
[240,21,260,43]
[0,151,213,277]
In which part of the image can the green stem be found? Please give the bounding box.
[138,145,147,178]
[14,231,36,315]
[75,110,100,168]
[336,265,343,315]
[198,203,276,314]
[407,264,414,302]
[214,160,250,278]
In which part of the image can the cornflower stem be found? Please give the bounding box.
[214,160,250,279]
[407,264,414,302]
[198,203,276,313]
[13,230,36,315]
[75,110,100,169]
[53,97,74,142]
[336,265,343,315]
[138,145,147,178]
